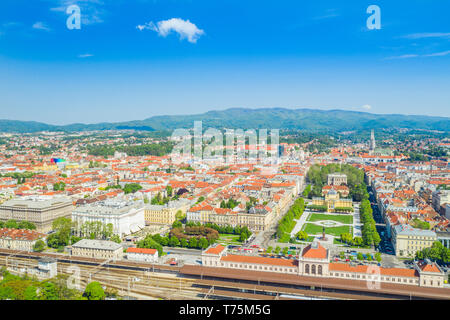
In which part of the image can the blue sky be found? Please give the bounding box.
[0,0,449,124]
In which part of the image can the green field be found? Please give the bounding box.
[217,234,242,246]
[302,223,351,237]
[307,213,353,224]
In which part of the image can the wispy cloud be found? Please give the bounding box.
[402,32,450,39]
[361,104,372,110]
[32,22,51,31]
[312,9,340,20]
[385,54,419,60]
[424,50,450,57]
[78,53,94,58]
[385,50,450,60]
[137,18,205,43]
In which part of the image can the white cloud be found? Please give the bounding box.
[78,53,93,58]
[384,54,419,60]
[32,22,51,31]
[362,104,372,110]
[403,32,450,39]
[137,18,205,43]
[385,51,450,60]
[424,50,450,57]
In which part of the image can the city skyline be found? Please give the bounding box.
[0,0,449,124]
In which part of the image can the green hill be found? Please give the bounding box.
[0,108,448,133]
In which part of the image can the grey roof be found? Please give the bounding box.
[1,196,72,209]
[72,239,122,251]
[393,224,436,237]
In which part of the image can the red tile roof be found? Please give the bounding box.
[126,247,157,255]
[204,244,226,255]
[301,242,328,259]
[221,254,296,267]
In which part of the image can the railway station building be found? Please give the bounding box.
[201,241,446,288]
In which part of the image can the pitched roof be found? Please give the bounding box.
[126,247,157,255]
[204,244,226,255]
[301,241,327,259]
[329,263,419,278]
[221,254,296,267]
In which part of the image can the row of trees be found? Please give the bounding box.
[186,222,252,242]
[87,142,174,157]
[45,218,121,251]
[266,246,295,256]
[360,199,381,247]
[138,232,211,251]
[339,251,382,263]
[277,198,305,243]
[74,221,114,240]
[340,233,364,247]
[307,204,327,212]
[0,220,36,230]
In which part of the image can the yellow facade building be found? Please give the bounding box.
[312,189,353,212]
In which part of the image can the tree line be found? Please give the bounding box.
[276,198,305,243]
[360,199,381,247]
[87,142,174,157]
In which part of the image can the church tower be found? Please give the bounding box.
[369,129,376,153]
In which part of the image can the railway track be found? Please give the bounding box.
[0,248,423,300]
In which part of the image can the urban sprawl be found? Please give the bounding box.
[0,128,449,300]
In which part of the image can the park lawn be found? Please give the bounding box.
[302,223,351,237]
[307,213,353,224]
[217,234,242,246]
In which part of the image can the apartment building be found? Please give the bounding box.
[392,224,437,258]
[0,228,46,251]
[144,199,190,225]
[0,196,73,233]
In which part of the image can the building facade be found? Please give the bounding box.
[201,240,446,288]
[126,247,159,263]
[71,239,123,260]
[0,196,73,233]
[327,173,347,186]
[312,189,353,212]
[0,228,46,251]
[144,199,190,225]
[392,224,437,258]
[72,199,145,237]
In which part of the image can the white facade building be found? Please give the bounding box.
[126,247,159,263]
[72,198,145,237]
